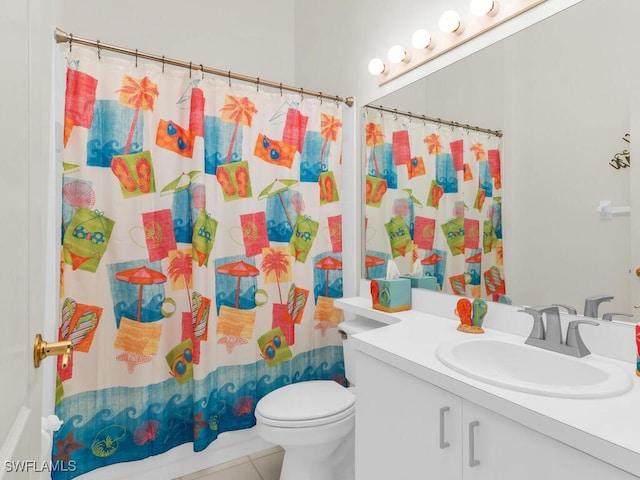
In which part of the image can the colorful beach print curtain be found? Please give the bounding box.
[364,108,505,300]
[53,44,345,478]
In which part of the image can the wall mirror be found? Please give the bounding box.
[362,0,640,319]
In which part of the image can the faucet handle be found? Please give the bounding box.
[601,312,633,321]
[532,305,561,315]
[552,303,577,315]
[519,307,543,317]
[519,308,545,340]
[565,320,598,357]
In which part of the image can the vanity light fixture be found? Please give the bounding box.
[439,10,464,34]
[367,57,387,76]
[470,0,499,17]
[388,45,410,64]
[412,29,435,50]
[370,0,546,86]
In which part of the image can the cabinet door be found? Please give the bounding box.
[356,353,463,480]
[462,400,638,480]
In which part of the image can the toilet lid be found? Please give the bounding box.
[255,380,355,426]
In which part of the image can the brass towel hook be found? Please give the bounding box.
[34,334,73,369]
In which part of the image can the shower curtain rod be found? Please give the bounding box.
[365,104,503,138]
[55,28,354,107]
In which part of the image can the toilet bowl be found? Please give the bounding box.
[254,318,383,480]
[255,380,355,480]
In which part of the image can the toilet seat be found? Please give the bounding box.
[256,380,355,428]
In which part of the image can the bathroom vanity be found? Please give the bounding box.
[336,293,640,480]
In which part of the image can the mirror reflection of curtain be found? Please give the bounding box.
[54,44,346,478]
[363,108,506,300]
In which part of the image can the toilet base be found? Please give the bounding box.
[279,427,354,480]
[280,446,332,480]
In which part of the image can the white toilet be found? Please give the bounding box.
[254,317,382,480]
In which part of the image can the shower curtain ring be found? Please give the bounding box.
[256,78,260,92]
[279,83,283,96]
[96,40,101,60]
[228,70,231,87]
[135,49,138,68]
[68,33,72,52]
[200,64,204,80]
[189,62,192,78]
[162,55,165,73]
[300,87,304,102]
[318,92,323,104]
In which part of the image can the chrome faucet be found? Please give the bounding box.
[583,294,613,318]
[519,306,599,357]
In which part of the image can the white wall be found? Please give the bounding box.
[0,0,54,470]
[1,0,31,446]
[54,0,296,83]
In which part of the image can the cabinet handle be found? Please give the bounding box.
[468,420,480,468]
[439,406,450,449]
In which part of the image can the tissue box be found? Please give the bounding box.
[401,275,438,291]
[370,278,411,312]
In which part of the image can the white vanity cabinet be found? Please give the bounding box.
[356,352,638,480]
[461,400,637,480]
[356,351,463,480]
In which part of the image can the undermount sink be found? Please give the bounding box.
[436,338,632,399]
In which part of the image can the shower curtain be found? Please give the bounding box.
[52,44,345,478]
[363,108,505,300]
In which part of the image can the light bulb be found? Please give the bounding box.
[368,58,386,76]
[470,0,498,17]
[439,10,463,34]
[388,45,409,64]
[412,29,433,50]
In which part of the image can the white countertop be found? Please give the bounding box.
[335,296,640,477]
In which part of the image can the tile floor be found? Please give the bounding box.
[174,446,284,480]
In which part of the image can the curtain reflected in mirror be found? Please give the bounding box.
[363,106,506,301]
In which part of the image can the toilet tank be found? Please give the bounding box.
[338,317,385,386]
